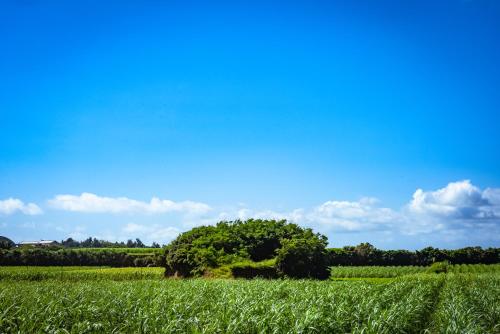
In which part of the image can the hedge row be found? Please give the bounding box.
[0,248,165,267]
[327,244,500,266]
[230,259,278,279]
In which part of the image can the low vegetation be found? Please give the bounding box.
[330,263,500,278]
[0,266,498,333]
[0,266,163,281]
[429,273,500,333]
[330,265,427,278]
[448,263,500,273]
[0,273,440,333]
[1,221,499,332]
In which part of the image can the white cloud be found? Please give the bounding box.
[123,223,145,233]
[8,181,498,247]
[0,198,43,215]
[69,231,87,240]
[215,198,400,233]
[408,180,499,219]
[230,208,305,222]
[309,197,401,232]
[213,181,500,240]
[483,188,500,205]
[122,223,180,243]
[48,192,211,215]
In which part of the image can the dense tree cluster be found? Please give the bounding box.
[328,243,500,266]
[0,236,163,267]
[165,219,329,278]
[60,237,160,248]
[276,236,329,279]
[0,236,15,249]
[0,248,163,267]
[165,220,499,279]
[2,224,499,276]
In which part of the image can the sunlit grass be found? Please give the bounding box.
[0,266,164,281]
[0,266,498,333]
[0,276,442,333]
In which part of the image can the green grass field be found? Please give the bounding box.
[0,265,498,333]
[329,265,428,278]
[0,266,164,281]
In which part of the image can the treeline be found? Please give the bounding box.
[328,243,500,266]
[60,237,162,248]
[165,219,500,279]
[0,236,162,250]
[0,248,164,267]
[0,235,165,267]
[2,220,499,274]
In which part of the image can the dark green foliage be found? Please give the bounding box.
[0,248,164,267]
[230,259,278,279]
[276,234,329,279]
[0,235,164,267]
[165,219,327,278]
[61,237,155,248]
[166,221,500,278]
[127,239,146,248]
[0,236,15,249]
[327,244,500,266]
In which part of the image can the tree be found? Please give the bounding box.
[61,238,79,248]
[0,236,15,249]
[164,219,326,278]
[353,242,382,265]
[417,247,446,265]
[275,233,329,279]
[135,238,145,248]
[81,237,93,247]
[91,238,102,248]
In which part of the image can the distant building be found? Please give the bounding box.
[18,240,59,247]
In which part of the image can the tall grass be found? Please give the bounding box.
[428,273,500,333]
[0,266,164,281]
[330,265,427,278]
[0,276,441,333]
[448,264,500,274]
[0,266,498,333]
[330,264,500,278]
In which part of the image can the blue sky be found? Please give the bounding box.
[1,0,499,249]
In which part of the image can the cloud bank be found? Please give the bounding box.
[2,180,498,246]
[217,180,500,239]
[48,193,212,215]
[0,198,42,215]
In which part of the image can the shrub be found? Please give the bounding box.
[426,261,449,274]
[276,234,329,279]
[230,259,278,279]
[165,219,325,278]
